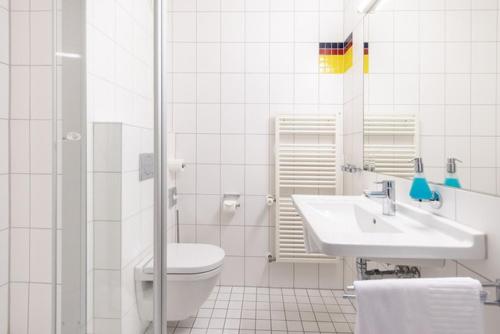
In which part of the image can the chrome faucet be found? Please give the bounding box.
[364,180,396,216]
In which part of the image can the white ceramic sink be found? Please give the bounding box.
[292,195,486,260]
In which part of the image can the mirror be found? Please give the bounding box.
[363,3,500,196]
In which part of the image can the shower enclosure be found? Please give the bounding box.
[5,0,167,333]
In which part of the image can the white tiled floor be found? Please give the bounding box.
[167,286,356,334]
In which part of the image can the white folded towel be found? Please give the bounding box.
[354,277,484,334]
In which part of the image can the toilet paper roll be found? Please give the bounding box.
[168,159,186,172]
[223,199,239,212]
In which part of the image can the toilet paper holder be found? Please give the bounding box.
[223,193,241,210]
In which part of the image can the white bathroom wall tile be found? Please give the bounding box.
[419,75,445,105]
[419,12,445,42]
[197,104,221,134]
[221,44,245,73]
[10,66,30,119]
[0,120,6,174]
[94,270,122,318]
[294,44,319,74]
[197,135,221,164]
[0,64,7,120]
[221,135,245,164]
[270,12,294,43]
[471,11,497,42]
[196,225,221,245]
[319,263,343,289]
[368,12,394,42]
[30,11,53,65]
[419,106,445,136]
[10,174,30,228]
[445,74,471,105]
[10,283,29,334]
[221,0,244,11]
[320,12,342,41]
[0,231,7,285]
[244,196,269,227]
[30,175,52,229]
[445,11,471,42]
[221,226,245,256]
[471,43,497,74]
[173,43,196,73]
[10,120,30,173]
[471,137,496,167]
[221,74,245,103]
[221,104,245,134]
[245,135,269,165]
[270,44,294,73]
[0,285,7,334]
[245,104,270,134]
[394,74,419,105]
[29,229,52,283]
[471,105,496,136]
[294,74,319,104]
[197,43,221,73]
[470,168,496,194]
[270,74,294,104]
[94,172,122,221]
[221,256,245,286]
[246,44,270,73]
[94,319,121,334]
[367,74,394,105]
[30,120,52,174]
[245,12,270,43]
[394,12,418,42]
[420,43,445,73]
[197,74,221,103]
[221,165,245,194]
[196,195,221,225]
[177,164,197,194]
[197,164,221,194]
[11,12,30,65]
[10,228,30,281]
[0,175,8,230]
[93,123,122,172]
[293,264,318,288]
[445,105,471,136]
[245,74,270,104]
[94,222,121,270]
[294,12,319,43]
[244,226,269,256]
[269,262,294,287]
[245,165,269,195]
[197,0,221,11]
[221,13,245,42]
[176,134,197,163]
[471,74,496,104]
[173,13,197,42]
[319,76,343,104]
[173,73,197,103]
[244,257,269,287]
[122,172,141,219]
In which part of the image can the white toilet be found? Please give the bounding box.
[135,243,225,322]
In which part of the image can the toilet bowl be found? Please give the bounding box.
[135,243,225,322]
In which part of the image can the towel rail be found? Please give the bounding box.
[343,279,500,306]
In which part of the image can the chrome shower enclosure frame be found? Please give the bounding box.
[60,0,167,332]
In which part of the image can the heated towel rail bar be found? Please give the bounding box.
[342,279,500,306]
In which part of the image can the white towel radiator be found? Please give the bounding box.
[273,115,340,263]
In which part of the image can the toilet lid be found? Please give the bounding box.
[143,243,225,275]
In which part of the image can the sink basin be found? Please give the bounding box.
[292,195,486,260]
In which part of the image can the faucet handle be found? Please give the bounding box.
[375,180,394,188]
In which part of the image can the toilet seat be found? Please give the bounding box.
[135,243,225,281]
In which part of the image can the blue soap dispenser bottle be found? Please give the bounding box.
[444,158,462,188]
[409,157,433,200]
